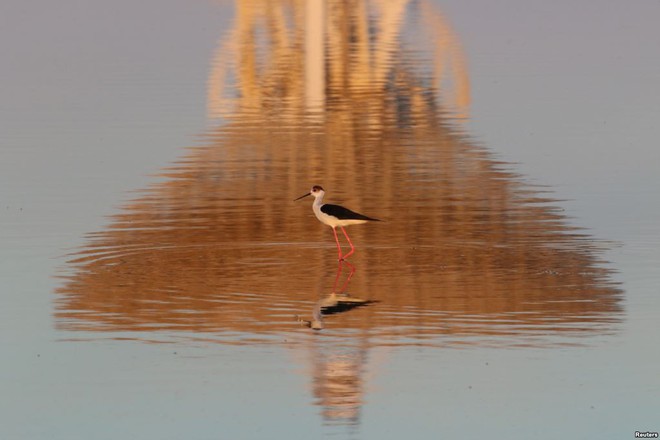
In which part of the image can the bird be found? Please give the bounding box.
[294,185,381,261]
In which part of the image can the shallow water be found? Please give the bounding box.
[2,0,659,438]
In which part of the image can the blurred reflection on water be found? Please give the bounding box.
[55,0,621,424]
[56,0,620,346]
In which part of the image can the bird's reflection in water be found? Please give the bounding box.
[298,260,375,427]
[298,261,375,330]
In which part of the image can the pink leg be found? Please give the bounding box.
[338,260,356,293]
[340,227,355,260]
[332,227,343,261]
[332,259,343,293]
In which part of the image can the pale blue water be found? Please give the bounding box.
[2,1,659,439]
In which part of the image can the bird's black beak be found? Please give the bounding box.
[294,192,311,201]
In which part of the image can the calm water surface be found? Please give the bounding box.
[2,1,659,438]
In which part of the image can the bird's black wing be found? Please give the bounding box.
[320,204,381,221]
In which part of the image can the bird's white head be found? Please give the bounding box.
[294,185,325,201]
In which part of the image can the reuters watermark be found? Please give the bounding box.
[635,432,659,438]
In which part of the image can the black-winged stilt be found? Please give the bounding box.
[294,185,381,261]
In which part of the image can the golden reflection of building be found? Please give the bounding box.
[207,0,469,120]
[310,341,369,426]
[56,0,622,428]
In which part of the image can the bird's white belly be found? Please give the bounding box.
[313,205,367,227]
